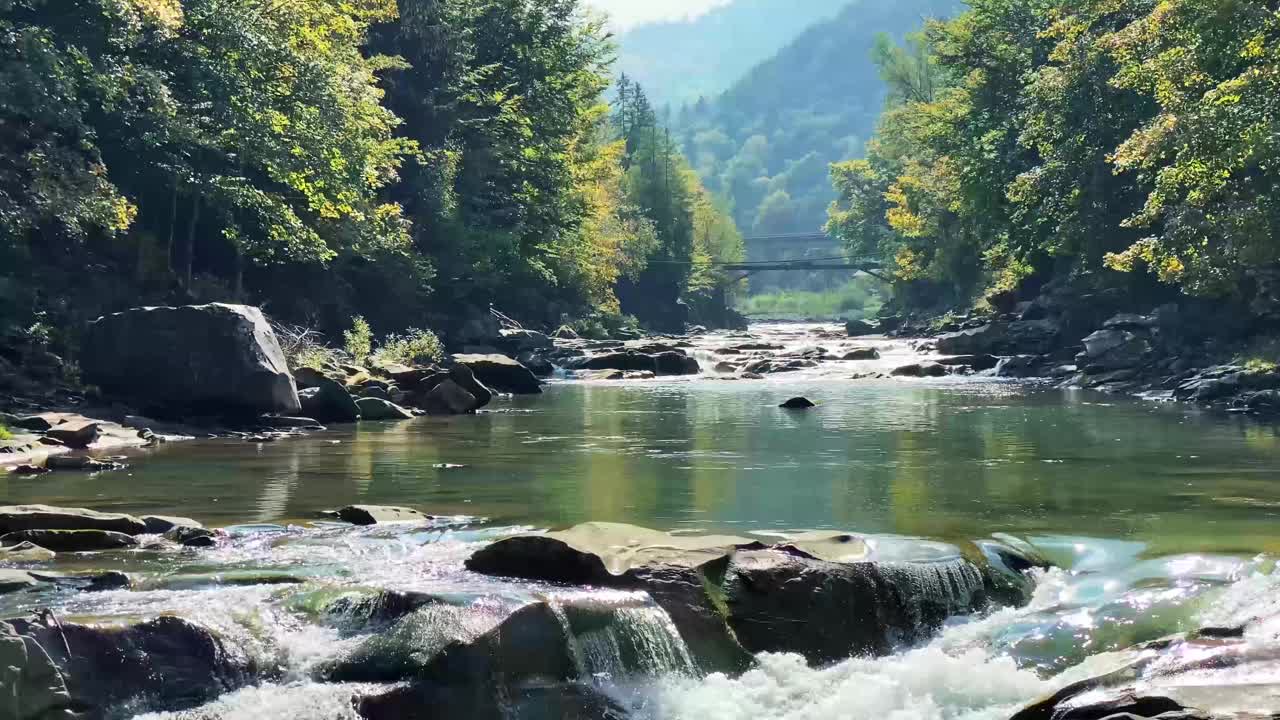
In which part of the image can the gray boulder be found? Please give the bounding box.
[497,329,554,353]
[1078,328,1153,371]
[936,323,1008,355]
[654,351,700,376]
[845,319,879,337]
[843,348,881,361]
[356,397,414,421]
[298,376,361,423]
[83,303,300,416]
[937,354,1000,371]
[447,363,494,407]
[892,362,949,378]
[336,505,432,526]
[451,354,542,395]
[422,380,479,415]
[1,529,138,552]
[0,505,147,535]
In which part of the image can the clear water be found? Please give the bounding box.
[5,324,1280,718]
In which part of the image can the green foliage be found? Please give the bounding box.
[0,423,12,441]
[737,277,886,321]
[343,317,373,365]
[828,0,1280,313]
[571,311,640,341]
[373,329,444,366]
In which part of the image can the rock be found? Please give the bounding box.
[43,422,100,449]
[0,542,56,563]
[0,505,147,535]
[654,351,700,376]
[935,354,999,371]
[165,526,217,547]
[297,376,361,424]
[877,315,904,333]
[258,415,322,429]
[82,303,300,416]
[1078,328,1153,371]
[0,569,130,595]
[842,348,881,361]
[358,384,390,400]
[451,354,542,395]
[358,681,629,720]
[422,379,480,415]
[552,325,580,340]
[497,328,554,353]
[355,397,414,421]
[0,620,75,719]
[572,352,658,373]
[996,355,1046,378]
[712,361,739,374]
[741,372,765,380]
[466,523,1038,668]
[44,455,125,472]
[1005,319,1061,354]
[936,323,1008,355]
[1,529,139,552]
[8,415,53,432]
[516,350,555,377]
[447,363,494,407]
[142,515,203,534]
[845,319,879,337]
[780,397,816,409]
[336,505,431,526]
[3,614,253,716]
[892,362,949,378]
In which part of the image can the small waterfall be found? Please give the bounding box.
[544,590,696,681]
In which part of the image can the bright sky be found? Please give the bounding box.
[584,0,732,31]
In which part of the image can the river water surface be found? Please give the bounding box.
[5,324,1280,719]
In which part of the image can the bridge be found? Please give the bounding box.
[735,232,885,282]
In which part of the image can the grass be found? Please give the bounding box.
[736,278,886,321]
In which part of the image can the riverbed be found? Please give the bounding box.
[5,323,1280,718]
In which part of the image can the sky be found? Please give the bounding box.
[584,0,732,31]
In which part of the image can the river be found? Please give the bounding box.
[4,323,1280,718]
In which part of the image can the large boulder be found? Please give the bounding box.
[654,351,700,376]
[0,505,147,535]
[83,303,300,416]
[572,352,659,373]
[451,354,542,395]
[465,523,1038,668]
[845,319,879,337]
[936,323,1008,356]
[0,622,75,720]
[422,379,480,415]
[297,375,361,423]
[1078,328,1153,371]
[336,505,431,526]
[497,329,554,353]
[448,363,495,407]
[2,615,253,716]
[355,397,414,421]
[1,529,138,552]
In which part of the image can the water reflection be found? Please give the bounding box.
[5,361,1280,554]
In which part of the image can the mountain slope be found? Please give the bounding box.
[614,0,849,106]
[674,0,961,237]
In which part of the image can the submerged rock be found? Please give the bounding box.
[0,541,57,563]
[141,515,203,534]
[0,505,147,535]
[1,529,139,552]
[780,397,817,410]
[82,303,300,416]
[842,348,882,361]
[336,505,431,526]
[892,362,949,378]
[2,614,253,716]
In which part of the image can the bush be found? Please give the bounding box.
[572,311,639,340]
[0,424,11,441]
[272,322,342,371]
[373,328,444,366]
[344,316,373,365]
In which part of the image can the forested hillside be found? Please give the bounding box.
[0,0,742,355]
[829,0,1280,317]
[613,0,848,107]
[673,0,960,238]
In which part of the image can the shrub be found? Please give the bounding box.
[571,311,639,340]
[344,316,373,365]
[272,322,342,371]
[0,424,12,441]
[373,328,444,366]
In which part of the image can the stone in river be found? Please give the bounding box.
[421,379,480,415]
[2,614,253,716]
[780,397,817,409]
[298,376,361,423]
[891,362,949,378]
[0,505,147,535]
[336,505,432,526]
[451,354,542,395]
[142,515,204,534]
[0,541,56,563]
[654,351,700,376]
[842,348,881,361]
[1,529,139,552]
[43,422,100,449]
[447,363,494,407]
[82,303,300,416]
[845,319,879,337]
[355,397,414,421]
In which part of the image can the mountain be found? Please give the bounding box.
[673,0,961,238]
[613,0,849,107]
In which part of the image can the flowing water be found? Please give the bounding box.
[6,323,1280,718]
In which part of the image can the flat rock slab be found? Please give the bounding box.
[336,505,432,526]
[1,529,139,552]
[142,515,204,534]
[0,505,147,535]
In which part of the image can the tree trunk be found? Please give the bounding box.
[183,195,201,290]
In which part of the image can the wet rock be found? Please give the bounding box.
[780,397,816,410]
[0,505,147,535]
[452,354,542,395]
[497,329,554,353]
[740,372,765,380]
[165,525,217,547]
[891,362,949,378]
[258,415,323,430]
[298,376,361,424]
[0,620,75,719]
[8,415,53,432]
[996,355,1047,378]
[0,541,56,563]
[44,455,125,472]
[1,529,139,552]
[358,681,630,720]
[355,397,414,421]
[842,348,882,361]
[654,351,700,376]
[448,363,494,408]
[1079,327,1153,371]
[336,505,431,526]
[553,325,580,340]
[517,350,556,377]
[936,323,1008,356]
[465,523,1034,668]
[82,303,300,416]
[937,354,999,371]
[572,351,659,373]
[3,614,253,716]
[1005,319,1062,355]
[0,569,130,595]
[713,361,740,374]
[845,319,879,337]
[422,379,480,415]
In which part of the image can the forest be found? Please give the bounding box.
[829,0,1280,318]
[0,0,743,351]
